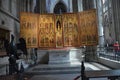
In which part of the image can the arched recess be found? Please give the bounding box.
[54,1,67,14]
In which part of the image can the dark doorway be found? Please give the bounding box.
[54,1,67,14]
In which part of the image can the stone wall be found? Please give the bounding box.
[0,0,20,42]
[0,0,20,66]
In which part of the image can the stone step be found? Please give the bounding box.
[32,66,81,71]
[26,70,81,75]
[25,64,92,75]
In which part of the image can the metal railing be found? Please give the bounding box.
[97,46,120,61]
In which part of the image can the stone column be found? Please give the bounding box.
[83,0,95,10]
[78,0,83,12]
[96,0,104,47]
[39,0,42,13]
[23,0,26,11]
[111,0,120,41]
[16,0,20,17]
[82,0,90,10]
[93,0,96,8]
[30,0,36,12]
[27,0,30,12]
[39,0,46,14]
[29,0,34,12]
[21,0,23,12]
[72,0,78,12]
[20,0,23,12]
[25,0,28,12]
[68,0,73,12]
[109,0,115,42]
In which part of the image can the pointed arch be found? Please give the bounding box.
[54,1,67,14]
[50,0,67,13]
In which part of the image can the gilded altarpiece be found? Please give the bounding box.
[79,9,98,46]
[38,14,55,48]
[20,13,38,48]
[62,13,79,47]
[20,9,98,48]
[55,15,63,47]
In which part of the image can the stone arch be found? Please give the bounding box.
[54,1,67,14]
[50,0,67,13]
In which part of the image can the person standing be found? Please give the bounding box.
[113,41,119,58]
[9,34,18,74]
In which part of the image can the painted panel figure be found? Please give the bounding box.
[79,9,98,46]
[55,15,63,48]
[38,14,55,48]
[62,13,79,47]
[20,12,38,48]
[79,11,87,45]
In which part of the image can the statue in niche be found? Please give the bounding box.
[56,20,63,47]
[56,20,61,31]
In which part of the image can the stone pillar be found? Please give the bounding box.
[39,0,42,13]
[111,0,120,41]
[83,0,95,10]
[23,0,26,11]
[41,0,46,14]
[72,0,78,12]
[78,0,83,12]
[20,0,23,12]
[30,0,36,12]
[93,0,96,8]
[69,0,73,12]
[29,0,34,12]
[28,0,30,12]
[16,0,20,17]
[96,0,104,47]
[34,0,45,13]
[25,0,28,12]
[26,0,31,12]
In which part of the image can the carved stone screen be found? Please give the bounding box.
[20,9,98,48]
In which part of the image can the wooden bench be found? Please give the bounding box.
[84,69,120,80]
